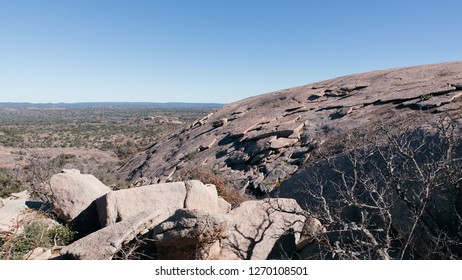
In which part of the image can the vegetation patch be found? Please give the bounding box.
[0,168,25,198]
[1,219,75,260]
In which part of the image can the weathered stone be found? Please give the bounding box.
[61,211,163,260]
[96,182,186,227]
[340,81,371,92]
[290,147,311,159]
[270,137,299,149]
[199,138,216,151]
[296,217,326,250]
[244,136,275,158]
[212,118,228,128]
[226,150,250,165]
[335,107,354,118]
[261,164,298,189]
[184,180,231,214]
[154,209,229,260]
[218,198,306,260]
[228,120,271,138]
[0,192,29,235]
[0,194,60,238]
[242,121,304,143]
[283,108,309,116]
[417,90,462,108]
[325,91,348,97]
[285,105,305,112]
[249,151,272,164]
[324,85,338,92]
[97,180,230,227]
[49,169,111,222]
[242,129,294,142]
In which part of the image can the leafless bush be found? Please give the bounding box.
[113,234,158,260]
[292,115,462,259]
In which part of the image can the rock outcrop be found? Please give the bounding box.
[96,180,230,227]
[117,61,462,196]
[49,171,317,260]
[151,198,316,260]
[49,169,111,222]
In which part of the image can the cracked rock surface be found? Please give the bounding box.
[117,61,462,194]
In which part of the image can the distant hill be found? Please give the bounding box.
[0,102,224,109]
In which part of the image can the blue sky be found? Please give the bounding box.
[1,0,461,104]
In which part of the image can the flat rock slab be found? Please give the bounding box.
[61,211,163,260]
[270,137,299,149]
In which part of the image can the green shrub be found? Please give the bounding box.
[185,150,197,160]
[50,153,77,169]
[0,168,25,198]
[1,220,75,260]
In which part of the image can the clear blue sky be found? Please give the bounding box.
[1,0,461,104]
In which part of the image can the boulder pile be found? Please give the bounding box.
[1,169,323,260]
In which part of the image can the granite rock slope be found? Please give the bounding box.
[118,61,462,194]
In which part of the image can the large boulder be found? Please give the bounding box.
[96,182,186,227]
[153,209,229,260]
[96,180,230,227]
[61,210,163,260]
[49,169,111,222]
[218,198,307,260]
